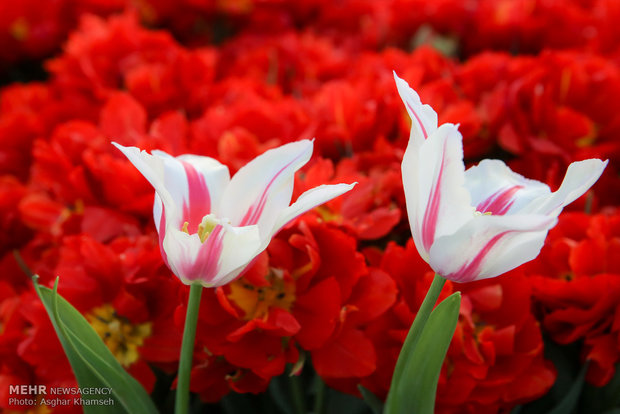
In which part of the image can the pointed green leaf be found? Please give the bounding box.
[384,292,461,414]
[33,277,158,414]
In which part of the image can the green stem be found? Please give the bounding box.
[175,283,203,414]
[385,273,446,408]
[290,372,306,414]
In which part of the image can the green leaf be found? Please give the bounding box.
[357,384,383,414]
[384,292,461,414]
[545,361,588,414]
[33,277,158,414]
[387,274,446,392]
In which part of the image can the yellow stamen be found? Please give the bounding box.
[86,304,152,367]
[197,219,216,243]
[181,215,220,243]
[315,205,340,223]
[474,210,493,216]
[227,270,296,320]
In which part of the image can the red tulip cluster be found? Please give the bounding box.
[1,1,619,413]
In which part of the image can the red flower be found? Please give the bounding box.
[0,278,81,412]
[436,271,555,413]
[15,233,184,393]
[189,79,308,170]
[328,240,555,412]
[293,143,406,241]
[179,217,396,399]
[528,210,620,385]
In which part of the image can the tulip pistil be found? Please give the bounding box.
[181,215,219,243]
[197,217,217,243]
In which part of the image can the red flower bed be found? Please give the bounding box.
[1,1,619,413]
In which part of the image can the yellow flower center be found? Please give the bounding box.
[474,210,493,216]
[86,304,152,367]
[181,215,219,243]
[315,205,341,223]
[227,269,296,320]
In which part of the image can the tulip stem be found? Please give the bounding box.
[175,283,203,414]
[385,273,446,408]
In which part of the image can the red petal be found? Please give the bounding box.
[312,326,376,378]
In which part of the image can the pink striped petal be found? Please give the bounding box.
[394,72,438,145]
[114,143,230,232]
[176,153,230,211]
[163,222,261,287]
[402,124,473,261]
[465,159,550,215]
[179,160,210,233]
[153,194,169,268]
[113,142,175,211]
[177,225,225,284]
[429,214,557,283]
[476,185,523,215]
[151,150,230,233]
[523,159,608,215]
[396,76,607,284]
[220,140,313,236]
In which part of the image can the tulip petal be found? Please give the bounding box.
[525,159,609,215]
[151,150,230,233]
[174,154,231,203]
[115,141,353,287]
[272,183,357,237]
[465,159,550,215]
[153,194,168,267]
[394,72,438,145]
[113,142,175,211]
[402,124,473,261]
[429,214,557,283]
[113,143,229,232]
[219,140,313,234]
[163,223,261,287]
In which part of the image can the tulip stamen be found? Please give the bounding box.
[227,269,296,320]
[474,210,493,217]
[86,304,152,367]
[198,215,219,243]
[181,215,219,243]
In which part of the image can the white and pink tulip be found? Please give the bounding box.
[395,72,607,283]
[113,140,355,287]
